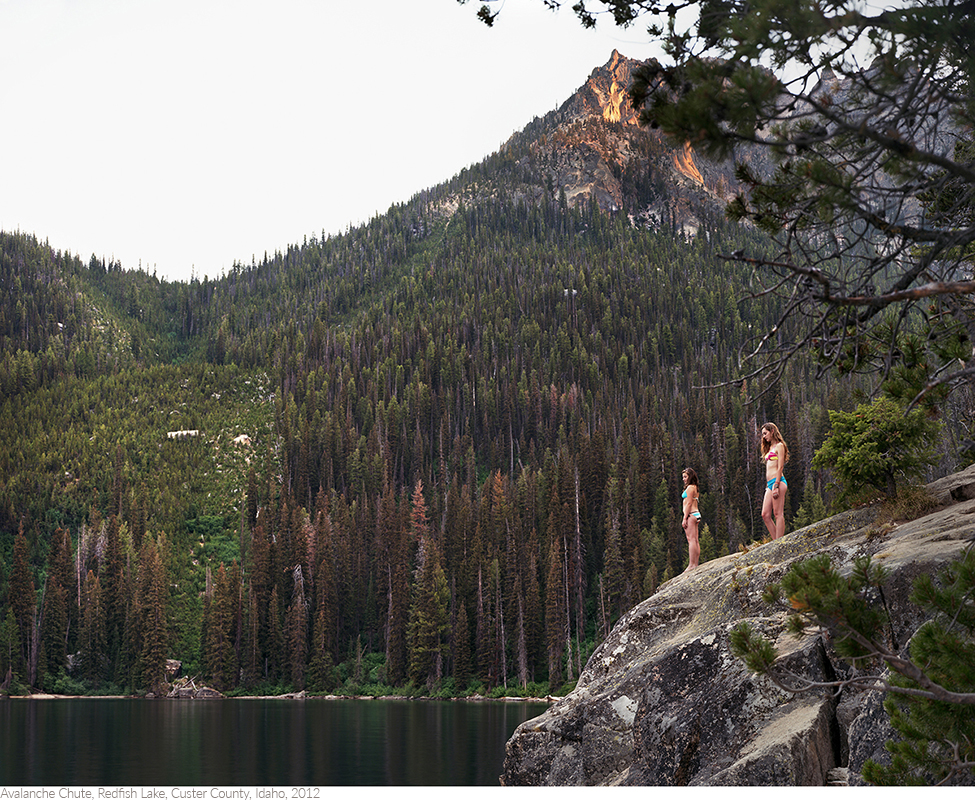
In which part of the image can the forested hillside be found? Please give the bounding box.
[0,53,949,698]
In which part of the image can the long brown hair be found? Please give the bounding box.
[683,467,699,486]
[761,422,790,463]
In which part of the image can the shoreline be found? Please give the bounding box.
[7,691,559,703]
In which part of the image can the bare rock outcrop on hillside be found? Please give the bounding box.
[502,465,975,786]
[436,50,745,234]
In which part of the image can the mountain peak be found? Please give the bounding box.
[432,51,742,235]
[562,50,643,127]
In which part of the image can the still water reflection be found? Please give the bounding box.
[0,697,549,786]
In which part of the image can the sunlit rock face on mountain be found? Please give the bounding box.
[673,141,705,184]
[563,49,644,128]
[537,49,737,230]
[434,50,743,237]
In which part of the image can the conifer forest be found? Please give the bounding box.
[2,72,971,698]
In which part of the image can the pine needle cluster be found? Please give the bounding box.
[731,546,975,785]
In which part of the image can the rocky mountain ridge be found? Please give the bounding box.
[428,50,743,237]
[544,49,741,220]
[502,466,975,786]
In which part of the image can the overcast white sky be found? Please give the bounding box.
[1,0,661,283]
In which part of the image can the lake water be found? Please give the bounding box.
[0,697,549,786]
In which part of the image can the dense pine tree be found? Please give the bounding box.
[78,571,106,685]
[138,533,168,693]
[7,527,34,678]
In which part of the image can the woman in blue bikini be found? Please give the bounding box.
[761,422,789,540]
[681,468,701,570]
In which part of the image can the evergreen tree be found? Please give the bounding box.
[285,566,308,690]
[307,568,336,692]
[382,490,409,686]
[101,515,126,682]
[307,541,338,690]
[601,510,625,622]
[138,534,169,694]
[698,523,715,566]
[7,526,35,674]
[248,511,272,672]
[813,397,941,503]
[79,571,106,685]
[267,585,284,682]
[475,566,496,688]
[242,588,262,687]
[1,608,21,689]
[545,529,566,690]
[39,577,68,682]
[452,600,472,688]
[731,549,975,786]
[523,541,544,681]
[793,480,828,531]
[205,563,239,691]
[40,526,72,679]
[407,537,450,688]
[866,549,975,785]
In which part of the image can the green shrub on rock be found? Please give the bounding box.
[812,397,940,504]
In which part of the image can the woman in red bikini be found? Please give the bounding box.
[761,422,789,540]
[681,467,701,570]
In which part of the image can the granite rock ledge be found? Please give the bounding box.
[501,465,975,786]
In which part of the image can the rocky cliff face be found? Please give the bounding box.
[529,50,739,227]
[560,49,646,129]
[502,466,975,786]
[432,51,744,235]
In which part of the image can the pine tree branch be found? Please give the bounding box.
[759,606,975,706]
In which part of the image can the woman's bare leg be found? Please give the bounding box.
[772,487,786,539]
[761,490,777,539]
[685,517,700,569]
